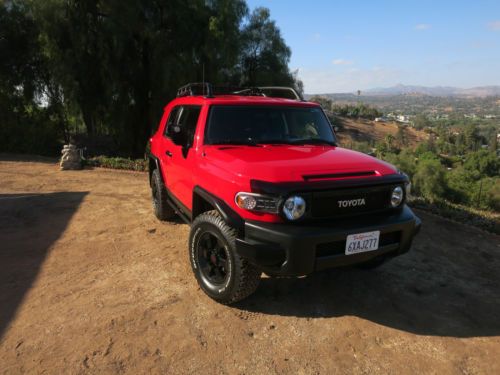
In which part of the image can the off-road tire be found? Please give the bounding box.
[151,168,176,221]
[189,210,261,304]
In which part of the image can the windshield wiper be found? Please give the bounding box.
[211,139,261,147]
[255,139,293,145]
[288,138,337,146]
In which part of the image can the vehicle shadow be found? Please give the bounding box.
[0,192,87,339]
[235,214,500,338]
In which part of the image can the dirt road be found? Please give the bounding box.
[1,159,499,374]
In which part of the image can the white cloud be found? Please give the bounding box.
[487,20,500,30]
[415,23,431,30]
[332,59,354,65]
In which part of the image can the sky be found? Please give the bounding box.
[246,0,500,94]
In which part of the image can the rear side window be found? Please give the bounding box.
[164,105,202,146]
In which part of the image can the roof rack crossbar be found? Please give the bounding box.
[234,86,303,101]
[175,83,303,101]
[177,82,214,98]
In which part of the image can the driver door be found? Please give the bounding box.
[161,105,201,210]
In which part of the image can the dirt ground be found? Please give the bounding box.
[1,159,499,374]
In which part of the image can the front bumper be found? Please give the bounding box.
[235,205,421,276]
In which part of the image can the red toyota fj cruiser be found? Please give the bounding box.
[148,83,421,304]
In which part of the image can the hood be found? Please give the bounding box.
[202,145,397,182]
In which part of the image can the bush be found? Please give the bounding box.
[463,150,499,178]
[413,157,447,202]
[446,167,475,205]
[446,151,499,210]
[0,111,63,156]
[484,179,500,211]
[383,149,417,179]
[85,156,147,171]
[351,141,373,154]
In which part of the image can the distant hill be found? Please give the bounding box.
[306,90,500,117]
[335,117,429,149]
[309,84,500,98]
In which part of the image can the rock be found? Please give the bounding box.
[60,144,82,170]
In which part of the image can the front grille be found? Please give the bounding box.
[311,185,397,218]
[316,231,401,258]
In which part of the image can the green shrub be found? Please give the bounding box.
[413,157,447,202]
[85,156,147,171]
[484,179,500,211]
[351,141,373,154]
[463,150,499,178]
[0,113,63,156]
[383,150,417,179]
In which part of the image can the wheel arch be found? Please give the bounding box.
[192,186,244,230]
[148,154,162,187]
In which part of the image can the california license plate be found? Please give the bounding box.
[345,231,380,255]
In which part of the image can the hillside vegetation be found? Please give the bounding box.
[312,94,499,220]
[335,117,428,149]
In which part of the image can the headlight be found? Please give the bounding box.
[283,196,306,220]
[235,192,280,213]
[391,186,404,207]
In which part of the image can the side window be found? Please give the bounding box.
[164,106,180,137]
[165,105,201,147]
[177,106,201,146]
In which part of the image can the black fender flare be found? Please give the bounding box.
[193,186,244,230]
[148,153,162,186]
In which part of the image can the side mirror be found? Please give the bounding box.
[170,125,184,145]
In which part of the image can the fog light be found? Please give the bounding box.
[283,196,306,220]
[391,186,404,207]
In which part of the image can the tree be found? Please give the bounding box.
[384,134,397,152]
[463,123,479,151]
[413,157,446,202]
[484,178,500,211]
[3,1,303,157]
[413,114,430,130]
[489,132,498,152]
[463,150,500,178]
[384,149,417,179]
[396,125,408,147]
[239,7,295,88]
[309,95,332,110]
[0,0,64,155]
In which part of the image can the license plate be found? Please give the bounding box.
[345,231,380,255]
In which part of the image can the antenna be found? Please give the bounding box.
[202,63,205,96]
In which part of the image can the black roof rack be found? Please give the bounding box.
[177,82,214,98]
[176,83,303,101]
[235,87,303,101]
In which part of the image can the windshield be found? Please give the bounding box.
[205,106,336,146]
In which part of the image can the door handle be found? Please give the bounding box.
[165,150,172,157]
